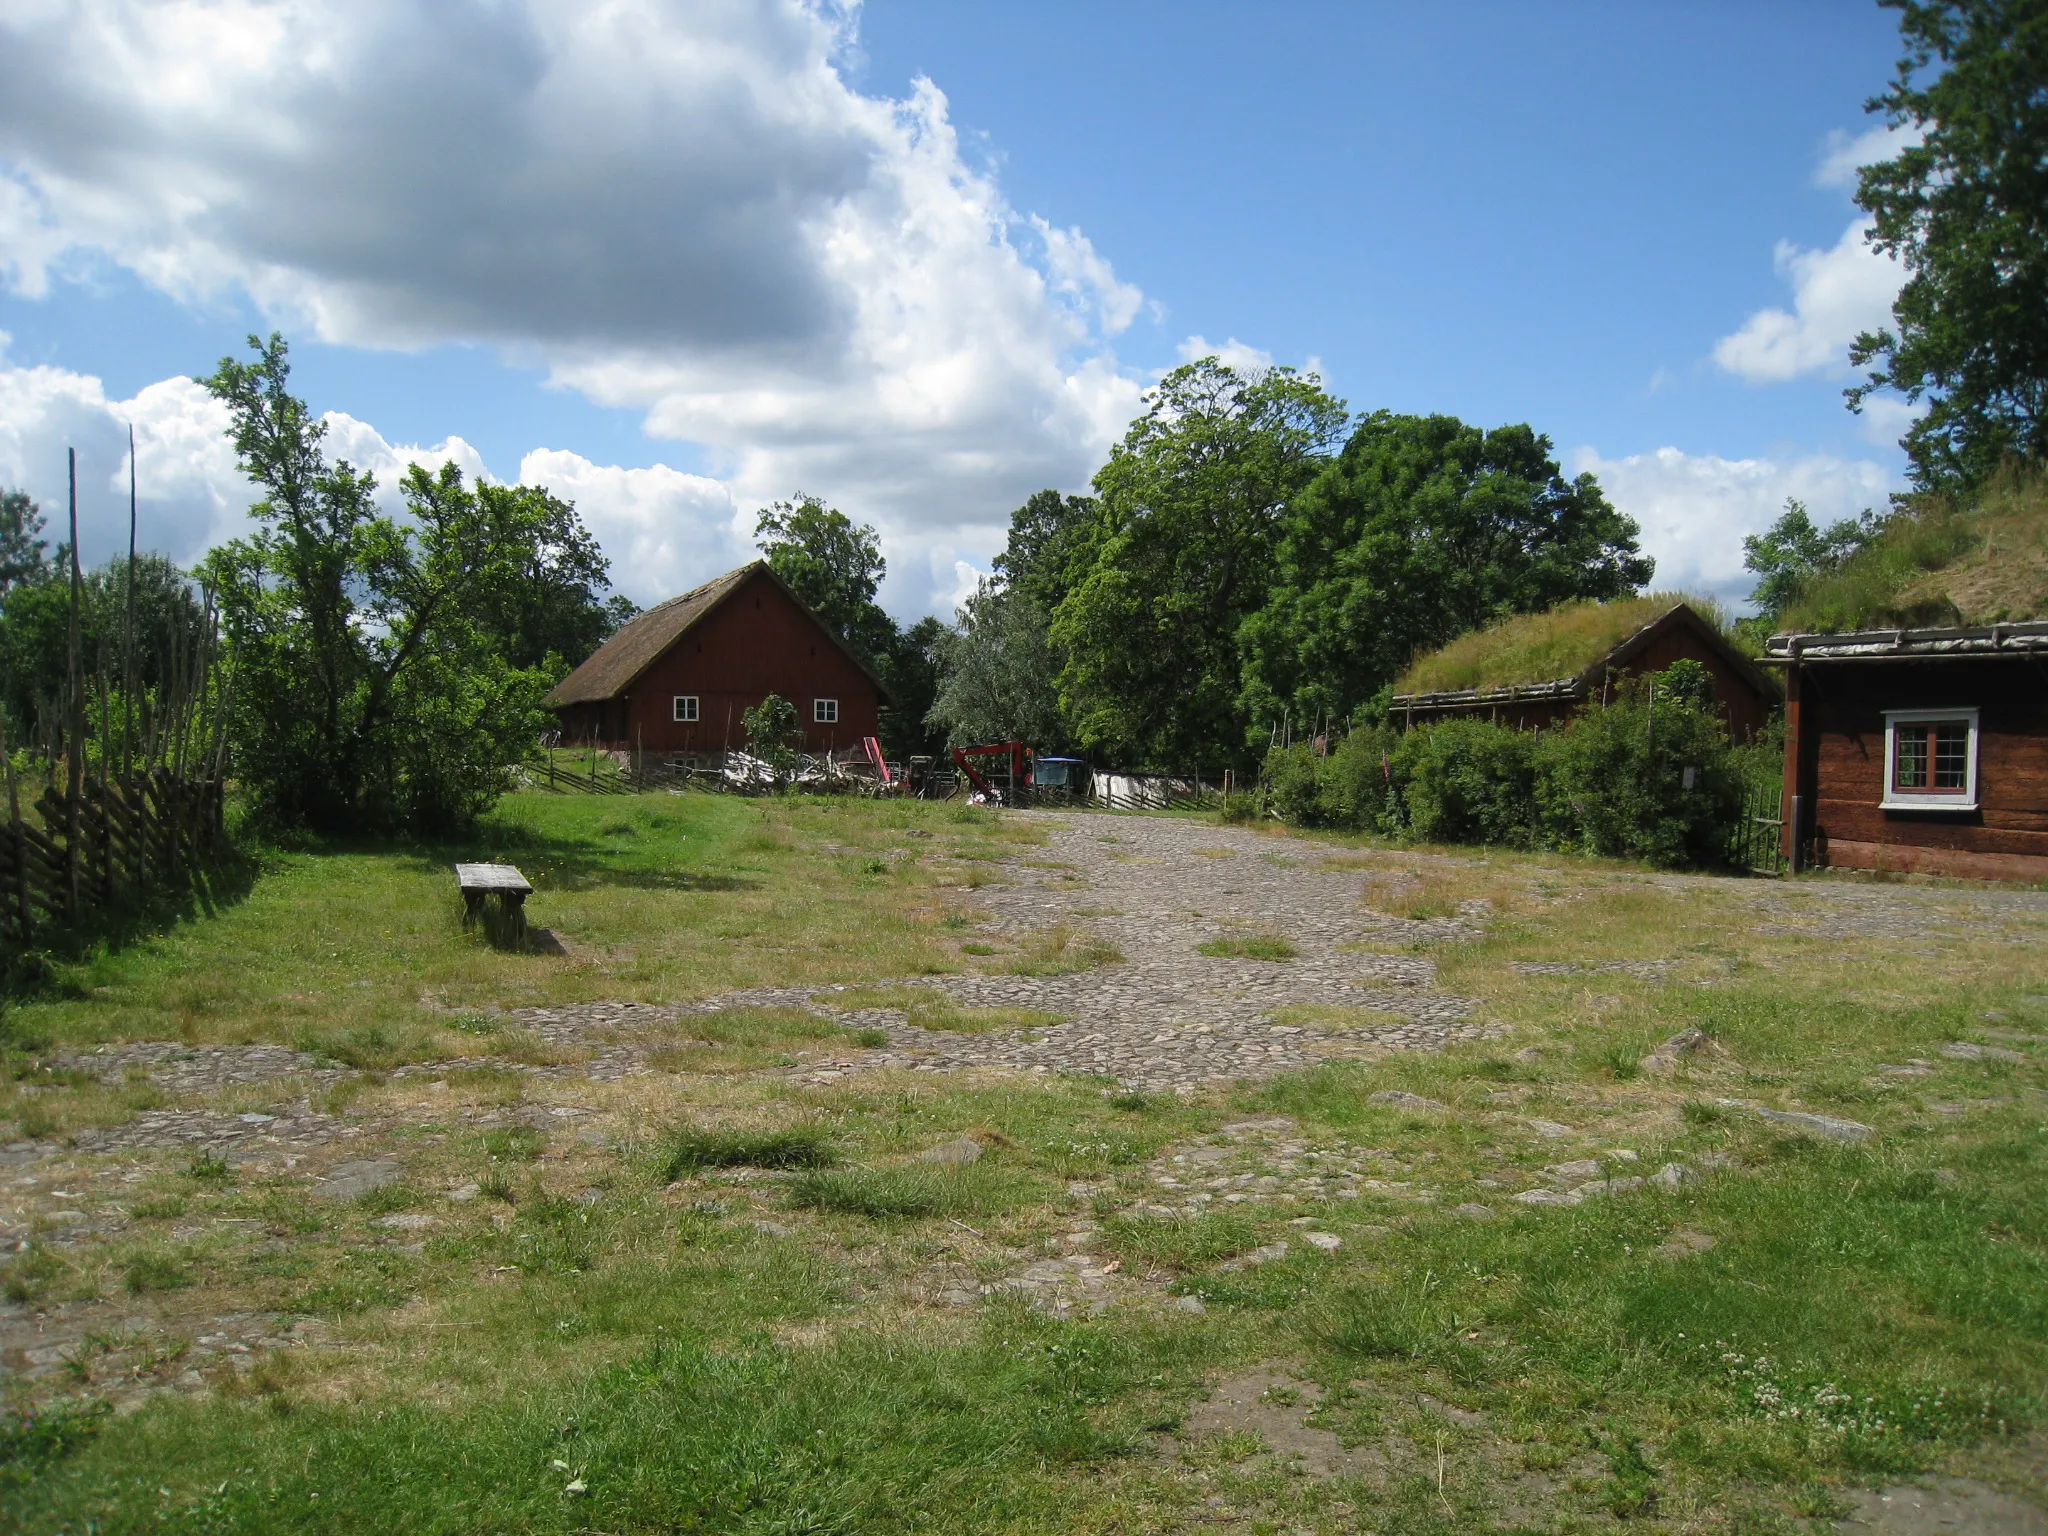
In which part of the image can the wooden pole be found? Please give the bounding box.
[65,447,85,925]
[123,422,138,777]
[0,708,30,947]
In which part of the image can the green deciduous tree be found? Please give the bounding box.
[876,616,946,760]
[202,333,585,833]
[741,692,801,784]
[1239,412,1651,736]
[926,581,1066,748]
[1740,498,1881,626]
[464,490,632,672]
[0,554,206,748]
[992,488,1097,615]
[1849,0,2048,487]
[1052,358,1349,768]
[0,489,49,600]
[755,495,896,663]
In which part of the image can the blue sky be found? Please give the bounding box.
[0,1,1911,618]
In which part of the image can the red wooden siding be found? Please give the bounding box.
[553,568,887,754]
[1799,658,2048,877]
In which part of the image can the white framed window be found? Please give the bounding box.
[673,695,699,723]
[813,697,839,724]
[1882,707,1978,811]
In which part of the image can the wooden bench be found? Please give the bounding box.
[455,862,531,941]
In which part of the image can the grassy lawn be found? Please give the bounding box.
[1,792,2044,1533]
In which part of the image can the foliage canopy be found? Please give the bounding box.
[202,334,594,834]
[1850,0,2048,488]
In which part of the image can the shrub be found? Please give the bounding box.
[1396,716,1540,847]
[1537,679,1743,867]
[1260,662,1751,869]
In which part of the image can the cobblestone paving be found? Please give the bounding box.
[502,813,1501,1092]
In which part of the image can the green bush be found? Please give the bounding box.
[1395,716,1539,846]
[1261,725,1399,830]
[1261,664,1757,869]
[1537,680,1744,866]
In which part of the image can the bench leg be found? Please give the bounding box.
[462,890,485,929]
[505,891,527,943]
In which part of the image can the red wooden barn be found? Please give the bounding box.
[543,561,893,756]
[1765,621,2048,881]
[1389,599,1778,742]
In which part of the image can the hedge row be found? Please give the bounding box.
[1258,662,1767,869]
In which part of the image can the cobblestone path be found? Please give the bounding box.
[505,812,1504,1091]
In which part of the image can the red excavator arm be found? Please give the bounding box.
[950,740,1028,803]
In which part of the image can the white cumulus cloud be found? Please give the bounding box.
[0,0,1148,608]
[1711,218,1903,384]
[1573,444,1896,607]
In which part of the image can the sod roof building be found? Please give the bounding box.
[1388,597,1778,742]
[542,562,892,755]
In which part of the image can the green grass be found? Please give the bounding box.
[1396,590,1735,694]
[655,1127,838,1181]
[1197,933,1299,962]
[3,791,2046,1533]
[1783,463,2048,631]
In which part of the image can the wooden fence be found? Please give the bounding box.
[0,771,228,948]
[0,445,233,953]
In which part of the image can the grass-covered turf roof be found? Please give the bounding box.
[1394,592,1730,696]
[1781,465,2048,633]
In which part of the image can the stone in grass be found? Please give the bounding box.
[1453,1203,1496,1222]
[447,1182,481,1203]
[1525,1119,1573,1139]
[1544,1159,1603,1183]
[1650,1162,1690,1190]
[1514,1187,1579,1207]
[918,1136,984,1166]
[1749,1106,1873,1142]
[1217,1241,1290,1272]
[1301,1230,1344,1250]
[1941,1041,2024,1063]
[375,1213,435,1231]
[312,1158,401,1200]
[752,1220,796,1239]
[1369,1091,1448,1112]
[1640,1027,1712,1077]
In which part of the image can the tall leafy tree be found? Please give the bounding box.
[926,582,1066,749]
[1849,0,2048,487]
[0,554,206,746]
[1740,498,1881,624]
[1052,358,1349,767]
[754,495,896,662]
[877,615,947,760]
[0,489,48,600]
[202,333,582,833]
[465,484,632,672]
[1238,412,1652,733]
[992,488,1098,614]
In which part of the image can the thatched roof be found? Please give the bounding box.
[1393,594,1744,698]
[543,561,892,708]
[1779,469,2048,633]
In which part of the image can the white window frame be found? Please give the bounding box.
[673,695,699,723]
[813,697,839,724]
[1881,706,1979,811]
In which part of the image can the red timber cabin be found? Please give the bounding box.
[543,562,893,756]
[1765,621,2048,881]
[1389,600,1778,742]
